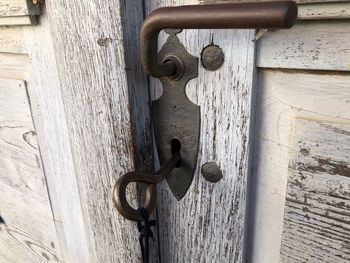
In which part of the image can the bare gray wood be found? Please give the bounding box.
[0,77,62,262]
[280,119,350,262]
[45,1,152,262]
[257,21,350,71]
[145,0,256,261]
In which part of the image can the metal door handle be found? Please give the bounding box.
[113,1,297,221]
[141,1,297,78]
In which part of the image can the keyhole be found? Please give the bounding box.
[171,139,182,168]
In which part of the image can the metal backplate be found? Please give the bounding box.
[153,31,200,200]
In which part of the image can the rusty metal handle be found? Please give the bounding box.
[141,1,297,78]
[113,153,181,221]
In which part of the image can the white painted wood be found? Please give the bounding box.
[145,0,256,261]
[44,1,152,262]
[0,52,30,80]
[200,1,350,20]
[0,0,40,17]
[0,77,62,262]
[0,0,40,25]
[0,15,36,26]
[22,11,91,262]
[199,0,350,5]
[280,119,350,262]
[298,2,350,20]
[248,69,350,263]
[257,21,350,71]
[0,27,26,54]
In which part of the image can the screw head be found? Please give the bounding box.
[201,45,224,71]
[201,162,223,183]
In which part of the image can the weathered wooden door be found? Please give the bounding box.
[1,0,349,263]
[249,2,350,261]
[144,0,255,262]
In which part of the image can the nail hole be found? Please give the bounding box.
[0,215,5,225]
[171,139,182,168]
[0,215,5,230]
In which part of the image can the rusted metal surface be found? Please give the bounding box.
[201,162,223,183]
[113,153,181,221]
[140,1,298,78]
[201,45,225,71]
[153,30,200,201]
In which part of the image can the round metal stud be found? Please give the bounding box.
[201,45,224,71]
[201,162,223,183]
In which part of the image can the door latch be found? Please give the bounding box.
[113,1,297,221]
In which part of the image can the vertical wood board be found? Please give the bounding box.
[280,119,350,262]
[145,0,256,262]
[45,1,152,262]
[22,9,91,262]
[0,77,62,262]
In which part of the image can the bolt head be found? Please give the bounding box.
[201,45,224,71]
[201,162,223,183]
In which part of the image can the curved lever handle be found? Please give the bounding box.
[141,1,298,78]
[113,153,181,221]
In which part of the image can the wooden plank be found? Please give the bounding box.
[298,2,350,20]
[0,77,62,262]
[0,53,30,80]
[200,1,350,20]
[280,119,350,262]
[22,13,91,262]
[200,0,350,4]
[45,1,152,262]
[257,21,350,71]
[248,69,350,262]
[146,0,256,262]
[0,15,37,26]
[0,27,26,54]
[0,0,40,17]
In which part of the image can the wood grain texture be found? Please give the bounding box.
[145,0,256,261]
[200,0,350,4]
[22,9,91,262]
[0,52,30,80]
[298,2,350,20]
[257,21,350,71]
[248,69,350,263]
[0,15,37,26]
[200,1,350,20]
[0,0,40,25]
[0,0,40,17]
[45,1,152,262]
[0,27,26,54]
[280,119,350,262]
[0,77,62,262]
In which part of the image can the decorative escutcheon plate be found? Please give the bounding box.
[152,30,200,200]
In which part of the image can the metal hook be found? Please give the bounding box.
[113,153,181,221]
